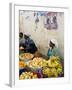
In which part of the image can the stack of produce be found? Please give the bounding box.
[27,57,46,69]
[19,53,34,61]
[19,72,38,80]
[42,56,63,77]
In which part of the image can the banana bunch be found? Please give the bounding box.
[42,67,52,77]
[48,56,60,68]
[50,68,58,77]
[42,56,63,77]
[42,67,58,77]
[42,60,49,67]
[57,64,63,74]
[42,66,63,77]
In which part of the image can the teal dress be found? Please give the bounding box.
[47,47,63,60]
[47,48,53,58]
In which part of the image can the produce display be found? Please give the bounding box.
[42,67,59,77]
[19,53,34,60]
[27,57,46,68]
[47,56,60,68]
[19,54,64,79]
[42,56,63,77]
[19,72,38,80]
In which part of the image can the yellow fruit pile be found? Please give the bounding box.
[42,67,59,77]
[42,60,49,67]
[19,72,38,80]
[48,56,60,68]
[27,57,46,68]
[42,56,63,77]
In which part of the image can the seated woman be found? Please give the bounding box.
[47,39,63,61]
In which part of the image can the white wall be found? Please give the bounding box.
[20,11,64,56]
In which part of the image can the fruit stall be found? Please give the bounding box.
[19,52,64,80]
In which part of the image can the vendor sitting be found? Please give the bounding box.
[47,39,63,60]
[19,32,38,54]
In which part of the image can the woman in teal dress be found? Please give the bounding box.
[47,39,63,60]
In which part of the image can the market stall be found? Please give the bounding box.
[19,10,64,80]
[19,52,64,80]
